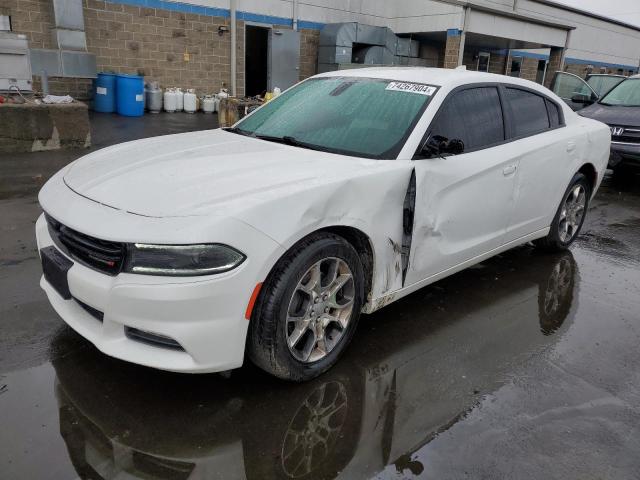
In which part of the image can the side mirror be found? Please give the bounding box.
[447,139,465,155]
[420,135,465,158]
[571,93,596,105]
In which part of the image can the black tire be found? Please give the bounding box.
[534,173,591,252]
[611,163,638,186]
[247,232,364,382]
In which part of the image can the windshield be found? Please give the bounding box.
[600,78,640,106]
[587,75,625,97]
[232,77,438,159]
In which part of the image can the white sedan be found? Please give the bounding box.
[36,68,610,381]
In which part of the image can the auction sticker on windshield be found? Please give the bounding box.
[386,82,437,96]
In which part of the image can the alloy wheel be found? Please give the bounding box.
[558,184,587,243]
[286,257,355,363]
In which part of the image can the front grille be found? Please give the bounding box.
[46,214,125,276]
[611,126,640,144]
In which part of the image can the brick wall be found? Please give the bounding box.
[563,63,588,77]
[489,54,507,75]
[32,77,94,98]
[4,0,322,100]
[83,0,241,96]
[299,28,319,81]
[2,0,52,49]
[443,34,461,69]
[544,47,564,89]
[519,57,539,82]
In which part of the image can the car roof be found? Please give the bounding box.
[587,73,626,79]
[316,67,547,92]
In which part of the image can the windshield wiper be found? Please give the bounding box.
[253,134,330,152]
[223,126,255,137]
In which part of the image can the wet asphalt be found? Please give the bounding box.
[1,112,640,480]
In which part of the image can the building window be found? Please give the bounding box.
[0,15,10,31]
[477,52,490,73]
[510,56,523,78]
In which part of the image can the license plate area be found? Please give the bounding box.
[41,246,73,300]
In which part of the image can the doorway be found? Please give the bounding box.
[245,25,269,97]
[477,52,490,72]
[509,56,523,77]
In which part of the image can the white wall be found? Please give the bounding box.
[176,0,640,67]
[466,9,567,47]
[517,0,640,67]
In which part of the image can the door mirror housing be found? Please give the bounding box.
[420,135,465,158]
[571,93,596,105]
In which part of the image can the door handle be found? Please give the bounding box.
[502,165,517,176]
[567,141,577,152]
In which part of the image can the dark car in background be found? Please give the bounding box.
[551,72,640,174]
[585,73,626,98]
[550,72,626,111]
[580,77,640,174]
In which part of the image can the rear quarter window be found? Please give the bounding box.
[546,99,562,128]
[506,88,550,137]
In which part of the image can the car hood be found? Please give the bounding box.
[579,103,640,127]
[63,129,383,218]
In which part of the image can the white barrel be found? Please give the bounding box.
[184,89,197,113]
[163,88,176,113]
[202,95,215,113]
[175,88,184,111]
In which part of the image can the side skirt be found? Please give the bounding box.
[362,227,551,314]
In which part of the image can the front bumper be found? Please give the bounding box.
[610,142,640,168]
[36,213,281,373]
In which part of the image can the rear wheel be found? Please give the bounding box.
[248,233,364,382]
[534,173,590,252]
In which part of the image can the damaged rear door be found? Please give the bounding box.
[404,85,518,286]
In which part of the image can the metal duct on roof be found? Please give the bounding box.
[51,0,86,51]
[28,0,97,80]
[318,22,420,73]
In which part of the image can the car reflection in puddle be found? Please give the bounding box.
[52,247,578,480]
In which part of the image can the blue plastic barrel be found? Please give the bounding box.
[115,73,144,117]
[93,73,117,113]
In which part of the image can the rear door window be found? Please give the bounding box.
[506,88,550,138]
[428,86,505,153]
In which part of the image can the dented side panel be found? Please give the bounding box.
[404,144,520,287]
[232,163,415,309]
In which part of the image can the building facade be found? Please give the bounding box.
[1,0,639,100]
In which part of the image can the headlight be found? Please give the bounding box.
[124,243,246,276]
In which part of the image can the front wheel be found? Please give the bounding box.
[534,173,591,252]
[248,232,364,382]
